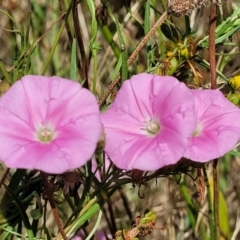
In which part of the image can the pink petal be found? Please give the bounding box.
[184,89,240,161]
[0,75,102,173]
[101,73,196,171]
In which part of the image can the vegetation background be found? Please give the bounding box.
[1,0,240,239]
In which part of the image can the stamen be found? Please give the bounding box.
[145,119,160,136]
[38,126,54,142]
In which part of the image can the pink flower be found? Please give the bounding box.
[184,89,240,161]
[101,73,196,171]
[0,75,102,173]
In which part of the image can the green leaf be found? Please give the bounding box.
[86,0,98,44]
[41,3,72,75]
[228,150,240,156]
[111,55,122,80]
[4,184,34,240]
[208,178,231,239]
[115,16,128,82]
[56,198,100,240]
[218,191,231,238]
[161,23,179,43]
[69,38,77,80]
[0,60,12,85]
[199,8,240,48]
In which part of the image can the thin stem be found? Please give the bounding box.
[118,187,133,222]
[212,159,219,239]
[85,209,103,240]
[203,168,215,239]
[41,172,67,240]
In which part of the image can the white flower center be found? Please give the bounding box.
[145,119,160,136]
[38,126,54,142]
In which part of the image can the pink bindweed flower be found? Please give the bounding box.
[101,73,197,171]
[0,75,102,174]
[184,89,240,161]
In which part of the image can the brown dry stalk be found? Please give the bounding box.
[209,6,217,90]
[209,2,219,239]
[98,11,169,107]
[41,172,67,240]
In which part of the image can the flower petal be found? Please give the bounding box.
[184,89,240,161]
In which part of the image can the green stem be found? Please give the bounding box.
[213,160,219,239]
[203,168,215,239]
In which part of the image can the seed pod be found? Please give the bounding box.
[167,0,209,17]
